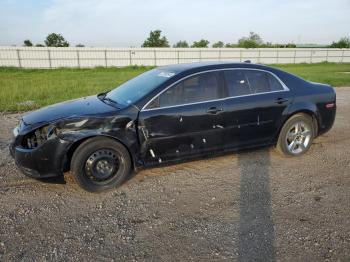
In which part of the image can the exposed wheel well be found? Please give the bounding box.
[62,135,134,172]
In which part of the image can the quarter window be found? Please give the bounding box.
[147,72,222,109]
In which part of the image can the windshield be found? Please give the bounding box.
[105,68,176,106]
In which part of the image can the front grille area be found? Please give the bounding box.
[22,127,52,149]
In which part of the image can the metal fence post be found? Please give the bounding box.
[48,49,52,68]
[276,49,279,64]
[341,49,345,63]
[104,49,107,68]
[16,49,21,68]
[177,50,180,64]
[258,49,261,63]
[154,50,157,66]
[294,50,296,64]
[77,50,80,68]
[219,49,222,61]
[326,49,329,62]
[129,50,132,66]
[199,50,202,62]
[239,50,242,62]
[310,50,313,63]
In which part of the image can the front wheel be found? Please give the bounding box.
[71,137,131,192]
[276,113,315,157]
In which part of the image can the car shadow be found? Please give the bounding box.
[37,176,66,185]
[237,148,276,261]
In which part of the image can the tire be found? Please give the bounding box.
[276,113,315,157]
[71,137,131,192]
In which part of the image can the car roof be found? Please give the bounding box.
[158,61,274,74]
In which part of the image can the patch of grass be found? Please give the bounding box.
[0,63,349,112]
[0,66,152,112]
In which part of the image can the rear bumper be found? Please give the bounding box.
[318,105,336,136]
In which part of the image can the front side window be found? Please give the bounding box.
[147,72,222,109]
[224,69,285,97]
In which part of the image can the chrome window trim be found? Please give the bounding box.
[141,68,290,112]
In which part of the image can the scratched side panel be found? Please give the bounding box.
[56,106,141,169]
[138,101,226,165]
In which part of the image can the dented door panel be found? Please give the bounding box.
[138,100,225,165]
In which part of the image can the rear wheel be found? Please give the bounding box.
[71,137,131,192]
[276,113,315,157]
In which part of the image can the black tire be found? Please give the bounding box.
[276,113,315,157]
[71,137,131,192]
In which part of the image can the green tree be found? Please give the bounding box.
[76,43,85,47]
[329,37,350,48]
[225,43,238,48]
[173,40,189,48]
[45,33,69,47]
[191,39,209,48]
[142,30,170,47]
[238,32,263,48]
[35,43,45,47]
[212,41,224,48]
[23,39,33,47]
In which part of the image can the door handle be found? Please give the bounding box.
[275,98,289,104]
[207,107,223,114]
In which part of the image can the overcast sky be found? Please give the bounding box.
[0,0,349,47]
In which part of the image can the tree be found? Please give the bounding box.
[35,43,45,47]
[329,37,350,48]
[142,30,170,47]
[76,43,85,47]
[23,39,33,47]
[173,40,189,48]
[191,39,209,48]
[225,43,238,48]
[212,41,224,48]
[45,33,69,47]
[237,32,263,48]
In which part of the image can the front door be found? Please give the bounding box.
[138,71,226,165]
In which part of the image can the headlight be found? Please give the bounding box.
[13,126,19,138]
[23,124,57,149]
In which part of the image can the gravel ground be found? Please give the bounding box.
[0,88,349,261]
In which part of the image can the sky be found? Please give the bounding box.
[0,0,349,47]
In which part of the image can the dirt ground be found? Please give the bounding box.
[0,88,349,261]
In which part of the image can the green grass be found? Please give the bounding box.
[0,66,152,112]
[1,63,350,112]
[274,62,350,87]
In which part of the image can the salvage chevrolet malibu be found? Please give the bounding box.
[10,62,336,192]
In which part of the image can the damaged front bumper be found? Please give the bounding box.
[9,136,71,179]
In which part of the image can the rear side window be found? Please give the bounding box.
[224,70,252,96]
[224,69,285,97]
[244,70,270,93]
[147,72,222,108]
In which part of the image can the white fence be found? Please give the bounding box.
[0,47,349,68]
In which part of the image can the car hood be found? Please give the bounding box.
[22,95,117,127]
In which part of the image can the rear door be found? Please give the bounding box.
[222,69,292,149]
[138,71,226,165]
